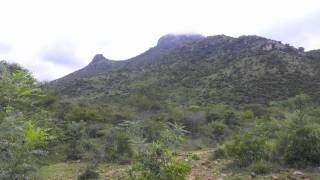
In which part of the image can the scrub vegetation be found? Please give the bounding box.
[1,34,320,179]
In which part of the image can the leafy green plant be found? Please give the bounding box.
[0,64,53,179]
[282,123,320,166]
[248,160,276,174]
[224,132,268,167]
[24,122,49,147]
[201,121,229,142]
[103,128,133,162]
[127,122,190,180]
[65,121,86,160]
[162,160,191,180]
[78,166,99,180]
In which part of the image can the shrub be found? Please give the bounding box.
[163,160,191,180]
[223,112,240,128]
[185,153,200,161]
[224,132,268,167]
[103,129,133,162]
[85,123,103,138]
[141,119,165,142]
[127,122,189,180]
[211,147,227,160]
[248,161,275,174]
[128,143,191,180]
[283,124,320,166]
[78,167,99,180]
[201,121,229,142]
[239,110,254,121]
[65,121,86,160]
[64,104,103,122]
[181,111,206,137]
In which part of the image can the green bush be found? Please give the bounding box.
[78,167,99,180]
[163,160,191,180]
[127,122,189,180]
[185,153,200,161]
[103,129,133,162]
[238,110,254,121]
[211,147,227,160]
[248,161,275,174]
[0,64,53,178]
[65,121,86,160]
[224,112,240,127]
[141,119,165,142]
[128,143,191,180]
[181,111,206,137]
[64,104,104,122]
[283,123,320,166]
[201,121,229,142]
[85,123,103,138]
[224,132,268,167]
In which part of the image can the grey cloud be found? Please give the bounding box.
[262,12,320,50]
[41,43,81,67]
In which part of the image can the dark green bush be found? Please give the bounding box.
[141,119,165,142]
[224,112,240,128]
[201,121,229,142]
[181,111,206,137]
[283,123,320,166]
[85,123,103,138]
[64,104,104,122]
[65,121,86,160]
[248,161,275,174]
[78,167,99,180]
[211,147,227,160]
[103,129,133,162]
[224,132,268,167]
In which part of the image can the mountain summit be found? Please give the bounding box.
[156,33,204,48]
[53,34,320,105]
[53,54,125,84]
[89,54,108,64]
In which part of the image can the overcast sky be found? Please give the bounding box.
[0,0,320,81]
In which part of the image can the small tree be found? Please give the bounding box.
[0,63,51,179]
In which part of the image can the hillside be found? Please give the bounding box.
[3,35,320,179]
[54,34,320,105]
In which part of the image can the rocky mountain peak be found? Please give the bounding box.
[89,54,108,65]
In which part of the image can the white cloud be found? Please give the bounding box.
[40,41,82,67]
[0,42,11,54]
[0,0,319,81]
[261,11,320,50]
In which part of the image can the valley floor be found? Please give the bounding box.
[31,149,320,180]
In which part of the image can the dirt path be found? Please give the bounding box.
[184,149,226,180]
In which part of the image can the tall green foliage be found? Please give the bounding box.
[0,63,52,179]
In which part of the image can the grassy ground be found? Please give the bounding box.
[30,163,129,180]
[31,149,320,180]
[30,162,86,180]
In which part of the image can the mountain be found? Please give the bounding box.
[53,34,320,106]
[53,54,127,84]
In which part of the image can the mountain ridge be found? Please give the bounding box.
[53,34,320,105]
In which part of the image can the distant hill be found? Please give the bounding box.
[53,34,320,106]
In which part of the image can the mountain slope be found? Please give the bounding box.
[53,34,320,106]
[53,54,127,84]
